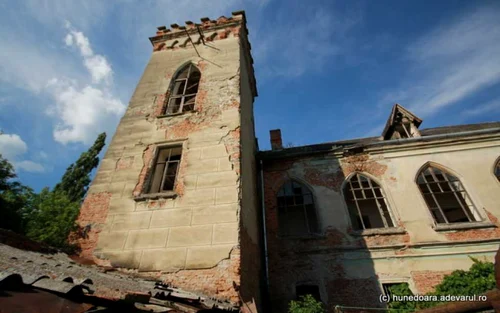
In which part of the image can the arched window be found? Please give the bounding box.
[277,180,319,236]
[495,158,500,181]
[164,63,201,115]
[416,164,477,224]
[344,173,394,230]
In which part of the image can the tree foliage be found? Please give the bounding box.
[0,133,107,252]
[54,132,106,203]
[25,188,80,250]
[288,295,325,313]
[0,154,35,233]
[388,257,496,312]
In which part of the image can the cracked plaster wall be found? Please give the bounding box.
[76,26,260,304]
[263,139,500,312]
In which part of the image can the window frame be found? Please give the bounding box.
[415,163,479,225]
[343,172,395,231]
[276,179,320,238]
[162,63,201,116]
[135,143,184,201]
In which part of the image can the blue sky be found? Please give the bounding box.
[0,0,499,192]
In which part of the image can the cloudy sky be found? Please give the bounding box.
[0,0,499,192]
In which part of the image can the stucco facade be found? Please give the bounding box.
[260,120,500,312]
[73,9,500,313]
[75,11,263,311]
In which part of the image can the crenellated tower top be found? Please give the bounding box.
[149,11,257,98]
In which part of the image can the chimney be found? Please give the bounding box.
[270,129,283,150]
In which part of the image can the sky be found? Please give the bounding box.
[0,0,499,192]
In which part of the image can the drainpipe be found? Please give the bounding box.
[259,159,270,305]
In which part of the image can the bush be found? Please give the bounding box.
[388,257,495,312]
[288,294,325,313]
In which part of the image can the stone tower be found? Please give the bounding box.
[76,11,262,310]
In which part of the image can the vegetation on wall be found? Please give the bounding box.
[288,295,325,313]
[387,257,496,312]
[0,133,106,252]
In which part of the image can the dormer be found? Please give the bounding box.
[381,104,422,140]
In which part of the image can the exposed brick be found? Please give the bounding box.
[412,270,454,294]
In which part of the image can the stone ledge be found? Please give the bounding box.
[433,221,496,232]
[156,110,198,119]
[349,227,406,236]
[134,192,178,201]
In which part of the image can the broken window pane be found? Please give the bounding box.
[277,180,319,237]
[164,64,201,114]
[344,173,394,230]
[147,146,182,194]
[416,165,477,224]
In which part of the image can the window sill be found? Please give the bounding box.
[433,221,496,232]
[349,227,406,236]
[134,192,177,201]
[156,110,197,119]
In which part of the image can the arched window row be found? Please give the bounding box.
[276,159,500,235]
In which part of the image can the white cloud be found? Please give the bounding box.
[380,5,500,117]
[15,160,45,173]
[0,133,27,160]
[462,99,500,117]
[46,79,125,144]
[65,24,113,84]
[0,133,44,173]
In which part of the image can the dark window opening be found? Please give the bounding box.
[296,285,321,302]
[147,146,182,194]
[344,173,394,230]
[277,181,319,237]
[164,63,200,115]
[382,283,413,298]
[416,165,477,224]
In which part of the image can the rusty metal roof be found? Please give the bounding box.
[0,233,238,312]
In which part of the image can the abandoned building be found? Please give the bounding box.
[2,9,500,313]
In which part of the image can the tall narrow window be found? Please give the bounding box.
[147,146,182,194]
[277,180,319,237]
[164,63,200,114]
[495,158,500,182]
[344,173,394,230]
[416,165,477,224]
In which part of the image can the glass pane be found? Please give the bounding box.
[162,162,179,191]
[294,195,304,205]
[149,163,165,193]
[182,94,196,112]
[303,194,313,205]
[347,201,362,230]
[431,209,446,224]
[166,97,182,114]
[172,80,186,96]
[354,190,363,199]
[287,205,308,236]
[305,204,318,233]
[177,67,190,79]
[364,188,375,199]
[285,196,294,206]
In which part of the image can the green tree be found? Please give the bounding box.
[388,258,496,312]
[0,154,35,233]
[54,132,106,202]
[25,188,80,251]
[288,295,325,313]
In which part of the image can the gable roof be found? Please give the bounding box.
[381,104,423,140]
